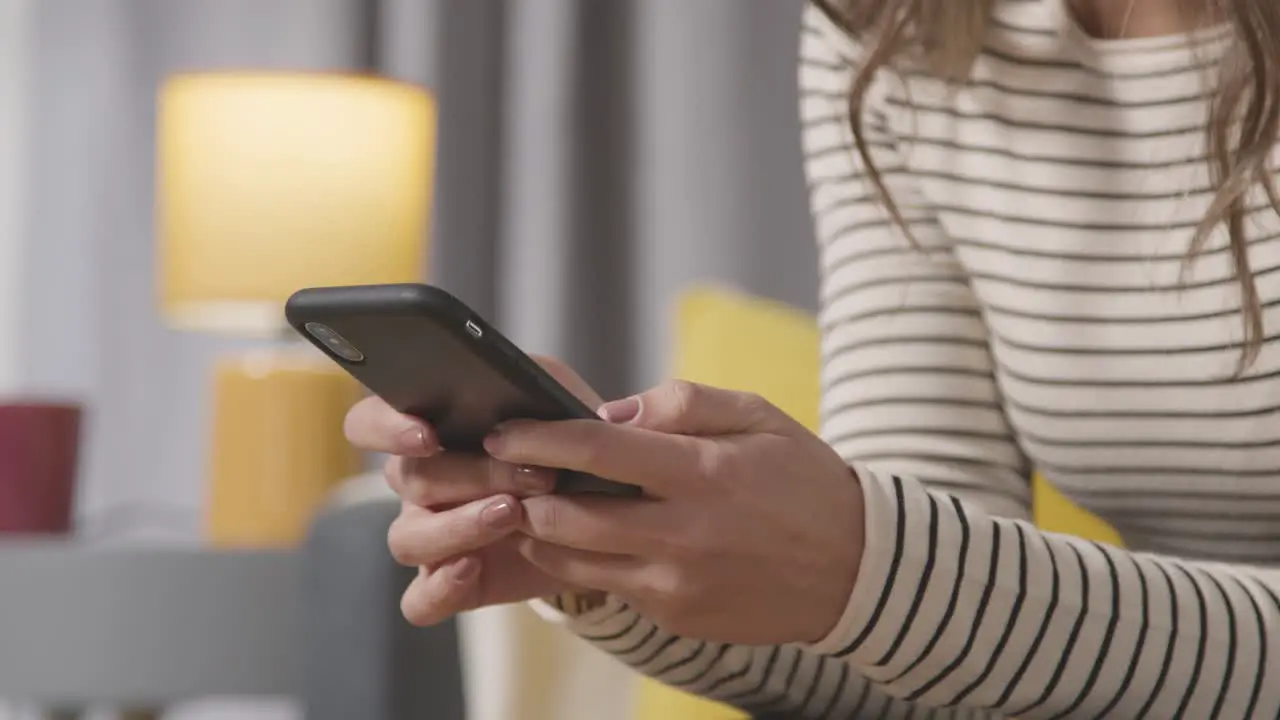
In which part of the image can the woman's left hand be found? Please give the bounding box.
[485,380,865,646]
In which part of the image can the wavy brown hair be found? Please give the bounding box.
[812,0,1280,369]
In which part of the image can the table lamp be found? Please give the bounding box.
[156,72,436,547]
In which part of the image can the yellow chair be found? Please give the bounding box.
[634,286,1121,720]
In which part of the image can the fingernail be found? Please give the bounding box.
[515,465,555,495]
[480,498,520,528]
[599,396,641,424]
[453,556,481,584]
[400,419,436,454]
[483,432,504,455]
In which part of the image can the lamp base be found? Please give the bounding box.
[206,346,363,547]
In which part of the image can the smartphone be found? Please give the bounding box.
[285,283,641,497]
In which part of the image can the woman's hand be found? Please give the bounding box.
[343,357,616,627]
[491,380,865,646]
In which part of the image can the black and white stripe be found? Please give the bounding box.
[556,1,1280,717]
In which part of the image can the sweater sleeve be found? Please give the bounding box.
[544,473,1280,718]
[803,468,1280,718]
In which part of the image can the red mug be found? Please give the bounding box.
[0,402,82,534]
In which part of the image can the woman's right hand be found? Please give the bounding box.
[343,356,604,626]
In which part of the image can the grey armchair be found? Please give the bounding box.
[302,499,466,720]
[0,495,466,720]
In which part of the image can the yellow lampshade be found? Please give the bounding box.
[156,72,435,335]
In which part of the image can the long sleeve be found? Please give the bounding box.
[551,474,1280,718]
[805,468,1280,718]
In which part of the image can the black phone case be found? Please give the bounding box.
[285,283,640,497]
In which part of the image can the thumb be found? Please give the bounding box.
[599,380,781,437]
[531,355,605,408]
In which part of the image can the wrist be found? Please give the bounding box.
[805,464,866,644]
[803,464,922,657]
[847,464,867,589]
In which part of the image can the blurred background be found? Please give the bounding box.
[0,0,819,719]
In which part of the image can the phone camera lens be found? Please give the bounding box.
[304,322,365,363]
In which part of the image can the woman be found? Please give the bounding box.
[345,0,1280,716]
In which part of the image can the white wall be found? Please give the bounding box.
[0,0,29,396]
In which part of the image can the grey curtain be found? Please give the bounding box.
[400,0,817,397]
[18,0,816,717]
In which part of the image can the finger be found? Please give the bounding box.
[520,494,665,554]
[514,536,643,598]
[400,556,482,627]
[386,453,556,508]
[344,395,439,456]
[485,420,697,497]
[387,495,523,567]
[599,380,779,436]
[530,355,604,408]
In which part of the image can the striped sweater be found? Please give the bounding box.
[547,2,1280,717]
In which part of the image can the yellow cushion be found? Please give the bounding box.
[1033,476,1123,546]
[635,286,1119,720]
[673,287,823,430]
